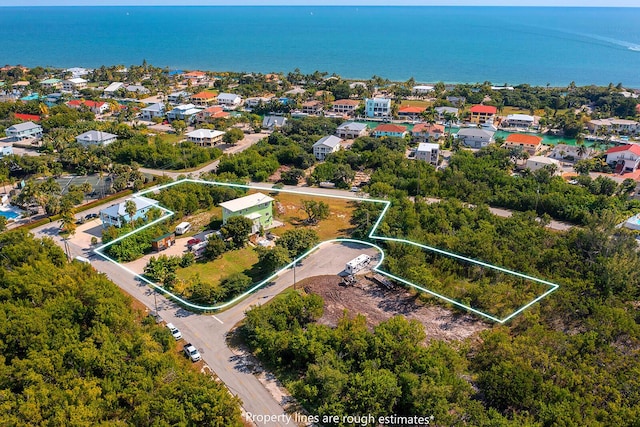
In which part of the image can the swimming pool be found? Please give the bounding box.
[624,214,640,231]
[0,207,22,220]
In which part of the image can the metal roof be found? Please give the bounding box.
[219,193,274,213]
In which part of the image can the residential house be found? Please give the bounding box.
[549,143,593,161]
[446,96,466,106]
[140,103,165,120]
[167,91,191,104]
[526,156,561,173]
[335,122,368,139]
[12,81,30,92]
[365,97,392,118]
[75,130,117,146]
[587,118,639,135]
[67,100,110,114]
[415,142,439,166]
[103,82,125,97]
[186,129,225,146]
[262,115,287,130]
[65,67,90,78]
[502,114,536,129]
[435,106,459,120]
[412,123,444,142]
[398,106,425,121]
[40,78,62,90]
[196,106,230,123]
[0,145,13,157]
[457,128,495,148]
[190,91,218,107]
[166,104,203,124]
[349,82,367,90]
[219,192,274,233]
[126,85,150,95]
[183,71,207,83]
[301,100,324,116]
[502,133,543,155]
[245,96,273,109]
[5,121,43,141]
[605,144,640,173]
[62,78,87,92]
[13,113,40,122]
[313,135,343,160]
[217,93,242,107]
[373,123,408,138]
[285,87,306,96]
[331,99,360,116]
[469,105,497,125]
[412,85,434,95]
[99,196,159,228]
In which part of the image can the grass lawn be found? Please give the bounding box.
[176,246,259,290]
[151,133,184,145]
[400,100,432,108]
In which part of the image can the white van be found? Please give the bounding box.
[74,255,91,264]
[175,221,191,235]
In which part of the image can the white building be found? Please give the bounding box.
[185,129,225,146]
[75,130,118,146]
[502,114,536,128]
[103,82,125,97]
[412,85,434,95]
[262,115,287,130]
[217,93,242,107]
[605,144,640,173]
[141,103,166,120]
[526,156,561,172]
[415,142,439,166]
[166,104,202,123]
[365,97,391,118]
[62,78,88,92]
[335,122,368,139]
[435,106,459,119]
[5,121,43,141]
[313,135,342,160]
[456,128,495,148]
[167,91,191,104]
[587,118,639,135]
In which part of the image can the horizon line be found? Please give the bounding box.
[0,4,639,7]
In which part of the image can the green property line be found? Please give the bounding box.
[94,178,560,323]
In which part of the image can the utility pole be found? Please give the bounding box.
[293,261,297,290]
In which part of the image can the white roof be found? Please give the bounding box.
[337,122,368,131]
[7,121,41,132]
[435,106,458,114]
[285,87,306,95]
[417,142,439,152]
[413,85,434,91]
[67,78,87,84]
[186,129,225,139]
[104,82,125,92]
[457,128,495,138]
[313,135,343,149]
[219,193,274,213]
[173,103,197,111]
[142,103,164,112]
[245,212,262,220]
[76,130,117,143]
[506,114,535,121]
[100,196,158,218]
[217,92,241,100]
[527,156,560,165]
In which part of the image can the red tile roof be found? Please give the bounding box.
[606,144,640,156]
[505,133,543,146]
[470,105,497,114]
[67,100,106,109]
[191,91,217,99]
[398,106,426,114]
[374,124,407,133]
[333,99,360,106]
[413,123,444,133]
[14,113,40,122]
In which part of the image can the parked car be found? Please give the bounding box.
[166,323,182,340]
[187,238,202,249]
[183,343,201,362]
[85,213,99,220]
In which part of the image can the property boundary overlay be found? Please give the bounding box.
[94,178,560,323]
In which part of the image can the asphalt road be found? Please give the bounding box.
[30,218,379,427]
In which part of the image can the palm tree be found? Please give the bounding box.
[124,199,137,226]
[59,208,77,261]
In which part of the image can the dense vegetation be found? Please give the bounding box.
[0,231,242,426]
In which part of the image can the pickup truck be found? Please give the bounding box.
[183,343,201,362]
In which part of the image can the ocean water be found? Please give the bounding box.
[1,6,640,87]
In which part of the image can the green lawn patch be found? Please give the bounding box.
[176,246,259,288]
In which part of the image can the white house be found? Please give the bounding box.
[217,93,242,107]
[262,115,287,130]
[549,144,593,161]
[103,82,125,97]
[166,104,203,123]
[332,99,360,116]
[141,103,165,121]
[5,121,43,141]
[587,118,639,135]
[415,142,439,166]
[186,129,225,147]
[167,91,191,104]
[412,85,434,95]
[365,97,391,118]
[502,114,536,128]
[99,196,160,228]
[526,156,561,173]
[40,78,62,90]
[75,130,118,146]
[605,144,640,173]
[435,106,459,119]
[0,145,13,157]
[126,85,150,95]
[457,128,495,148]
[335,122,368,139]
[65,67,91,78]
[62,78,87,92]
[313,135,342,160]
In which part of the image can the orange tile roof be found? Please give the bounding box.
[505,133,543,146]
[191,91,217,99]
[398,106,425,114]
[606,144,640,156]
[333,99,360,106]
[470,105,497,114]
[14,113,40,122]
[413,123,444,133]
[374,124,407,133]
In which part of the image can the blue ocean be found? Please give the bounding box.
[1,6,639,87]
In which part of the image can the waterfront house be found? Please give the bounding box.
[412,85,434,95]
[365,98,392,118]
[605,144,640,173]
[196,106,230,123]
[349,82,367,90]
[549,143,593,161]
[398,106,425,121]
[186,129,225,147]
[67,99,110,114]
[40,78,62,90]
[190,91,218,107]
[469,105,497,125]
[503,133,543,155]
[220,192,274,233]
[587,118,639,135]
[183,71,207,82]
[526,156,561,173]
[217,93,242,107]
[313,135,343,160]
[262,115,287,130]
[103,82,125,97]
[167,104,203,124]
[5,121,43,141]
[245,96,273,109]
[168,91,191,104]
[435,106,459,120]
[335,122,368,139]
[446,96,466,107]
[126,85,150,95]
[457,128,495,148]
[331,99,360,116]
[415,142,439,166]
[302,100,324,116]
[502,114,536,129]
[75,130,117,146]
[62,78,87,92]
[412,123,444,142]
[141,103,165,120]
[372,123,408,138]
[99,196,159,229]
[65,67,91,78]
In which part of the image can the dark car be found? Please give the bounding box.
[85,213,99,220]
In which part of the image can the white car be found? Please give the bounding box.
[166,323,182,340]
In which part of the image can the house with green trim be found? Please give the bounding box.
[219,193,274,233]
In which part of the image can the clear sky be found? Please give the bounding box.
[0,0,637,6]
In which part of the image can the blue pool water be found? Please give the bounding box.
[0,209,21,219]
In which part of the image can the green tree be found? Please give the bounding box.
[276,228,320,257]
[171,119,187,135]
[301,200,330,225]
[204,235,227,260]
[223,128,244,145]
[221,216,254,248]
[124,199,137,226]
[257,246,291,273]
